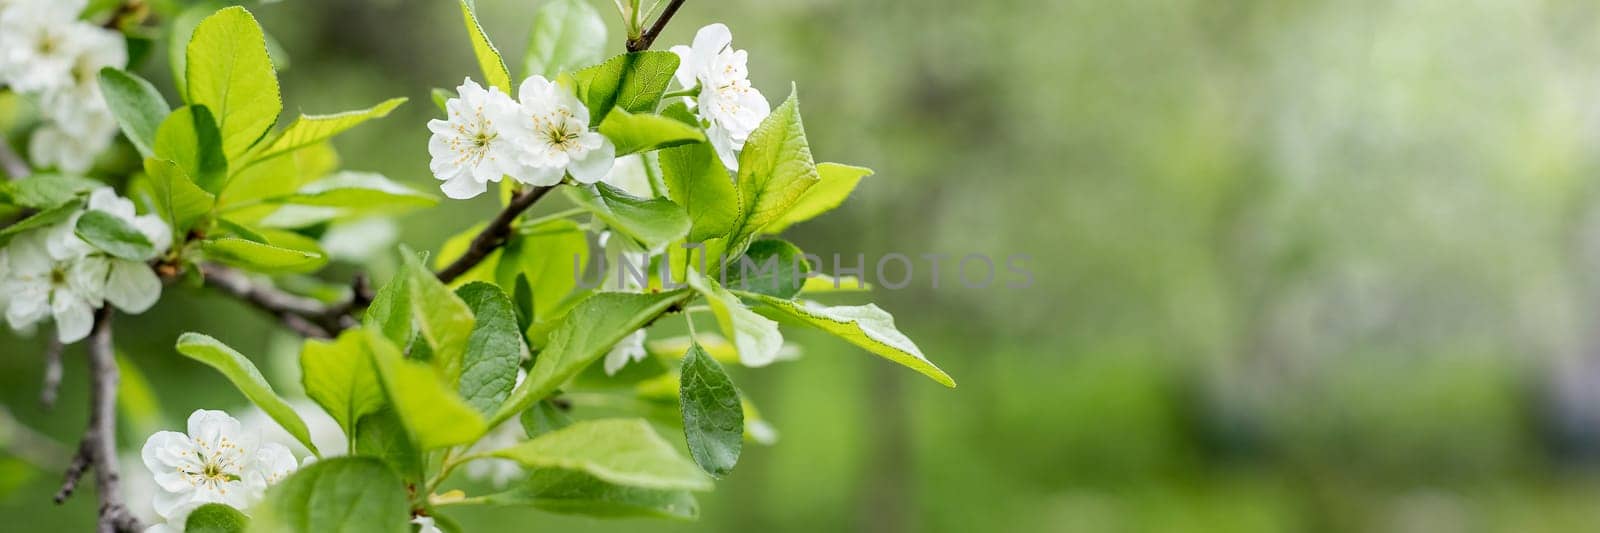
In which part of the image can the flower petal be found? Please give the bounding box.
[440,172,488,199]
[105,258,161,313]
[567,135,616,184]
[51,292,94,343]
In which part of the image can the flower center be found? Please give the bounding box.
[543,124,579,151]
[49,267,66,286]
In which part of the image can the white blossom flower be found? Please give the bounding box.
[48,187,170,312]
[412,516,443,533]
[603,328,648,376]
[0,0,87,92]
[597,231,651,375]
[427,78,527,199]
[671,23,770,170]
[26,119,113,173]
[39,23,124,138]
[0,231,103,343]
[506,75,615,186]
[140,410,299,520]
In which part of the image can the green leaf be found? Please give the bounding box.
[722,239,809,299]
[520,399,573,439]
[154,105,228,194]
[456,282,525,416]
[250,98,407,165]
[273,171,437,211]
[98,68,169,158]
[202,236,327,274]
[250,457,409,533]
[431,88,455,114]
[75,210,155,260]
[363,263,414,347]
[495,219,588,319]
[457,0,513,93]
[365,328,487,450]
[564,183,689,251]
[167,2,217,94]
[175,333,320,455]
[488,418,712,491]
[0,198,84,246]
[523,0,606,78]
[598,108,705,156]
[143,158,216,242]
[219,142,338,210]
[763,163,872,234]
[731,91,819,251]
[184,503,248,533]
[660,141,740,242]
[746,295,956,387]
[495,290,689,426]
[352,409,424,484]
[399,246,475,382]
[300,330,385,442]
[5,174,101,209]
[186,6,281,162]
[484,468,698,520]
[688,270,783,367]
[679,342,744,477]
[567,51,679,128]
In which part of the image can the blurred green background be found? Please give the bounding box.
[11,0,1600,531]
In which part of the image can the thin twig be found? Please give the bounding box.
[435,185,556,284]
[0,130,30,180]
[626,0,687,52]
[55,307,142,533]
[41,339,64,409]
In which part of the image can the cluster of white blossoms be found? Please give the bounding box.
[141,410,300,533]
[428,76,617,199]
[671,23,770,171]
[0,187,169,343]
[0,0,127,173]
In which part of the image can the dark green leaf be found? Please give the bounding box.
[563,183,689,251]
[567,52,679,128]
[300,330,385,441]
[365,328,487,450]
[679,342,744,477]
[456,282,525,416]
[484,468,698,520]
[722,239,809,299]
[520,399,573,439]
[98,68,170,158]
[250,457,409,533]
[75,209,156,260]
[184,503,248,533]
[660,141,740,242]
[353,409,424,485]
[488,418,712,491]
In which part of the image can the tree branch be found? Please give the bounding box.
[198,264,370,339]
[435,185,556,284]
[55,308,142,533]
[626,0,687,52]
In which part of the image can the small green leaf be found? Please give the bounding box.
[366,328,487,450]
[0,198,84,246]
[746,295,955,387]
[186,6,281,162]
[363,263,414,347]
[154,105,228,194]
[520,399,573,439]
[175,333,320,455]
[456,282,525,416]
[688,271,783,368]
[679,342,744,477]
[250,457,409,533]
[202,236,327,274]
[523,0,606,79]
[457,0,513,93]
[763,163,872,234]
[300,330,385,441]
[660,141,740,242]
[564,183,689,251]
[184,503,248,533]
[352,409,424,484]
[731,91,819,252]
[488,418,712,491]
[800,274,872,293]
[484,468,698,520]
[722,239,809,299]
[143,158,216,242]
[400,246,475,382]
[495,290,689,426]
[98,68,169,158]
[5,174,101,209]
[567,51,679,128]
[431,88,455,114]
[249,98,407,166]
[75,210,156,260]
[273,171,438,211]
[598,108,705,156]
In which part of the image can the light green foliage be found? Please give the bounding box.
[185,6,281,162]
[251,98,407,164]
[567,51,680,127]
[688,270,783,368]
[143,158,215,243]
[598,108,705,156]
[352,409,423,484]
[679,342,744,477]
[456,282,526,416]
[723,239,809,299]
[660,140,741,242]
[184,503,248,533]
[175,333,320,455]
[564,183,690,251]
[365,328,487,450]
[488,418,713,491]
[495,219,588,320]
[729,91,819,252]
[401,247,475,381]
[523,0,607,79]
[457,0,513,93]
[521,399,574,438]
[496,290,690,425]
[0,198,81,247]
[74,210,155,260]
[746,295,955,387]
[97,68,169,158]
[154,106,227,194]
[762,163,872,234]
[3,174,101,209]
[483,468,698,520]
[300,330,385,442]
[271,171,438,211]
[250,457,409,533]
[218,143,336,210]
[201,236,327,273]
